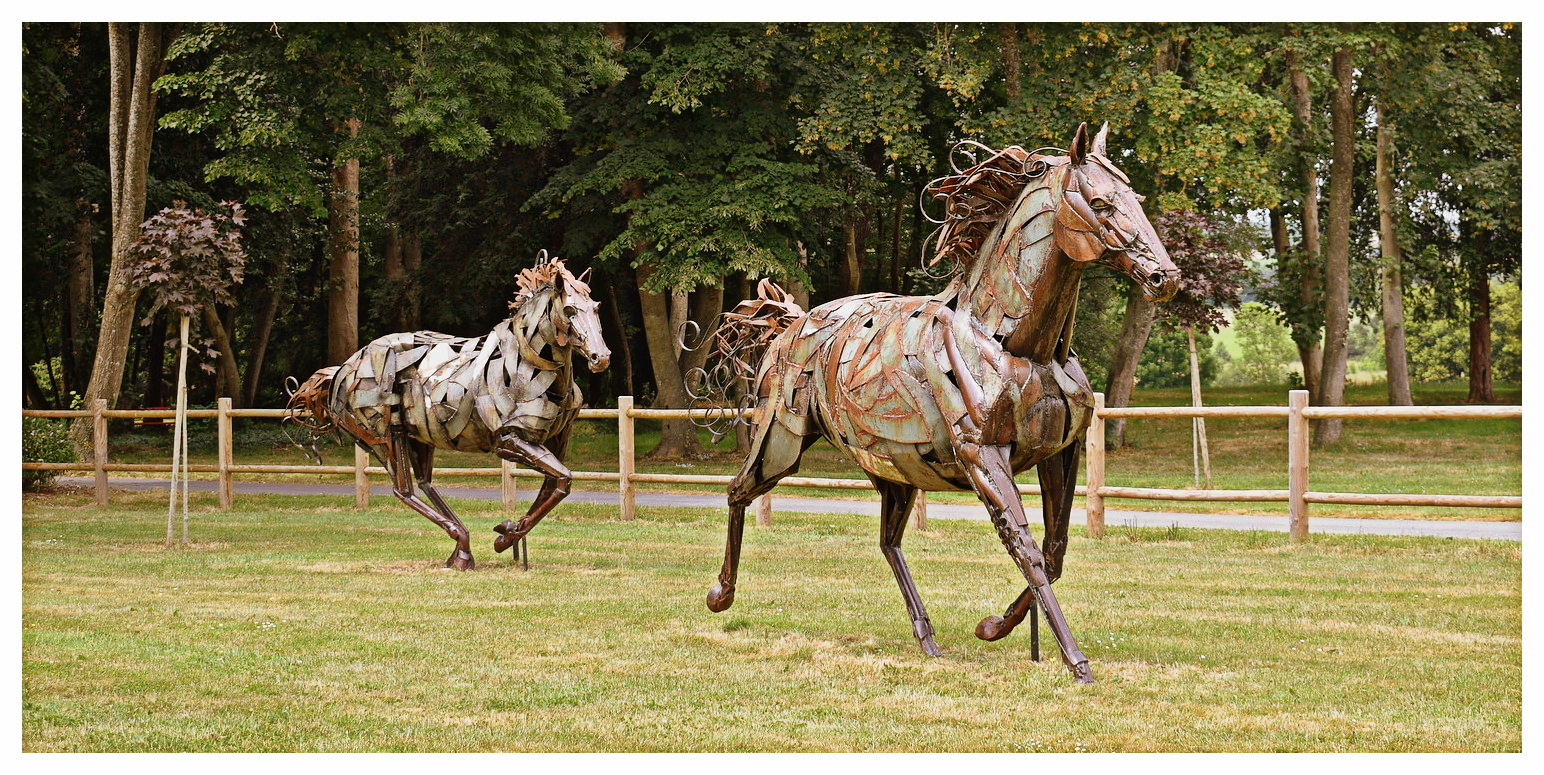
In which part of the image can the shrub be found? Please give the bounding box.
[23,417,74,490]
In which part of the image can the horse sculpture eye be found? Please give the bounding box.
[1090,197,1111,210]
[564,305,578,317]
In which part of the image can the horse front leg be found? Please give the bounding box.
[977,441,1081,648]
[491,432,572,546]
[382,430,474,571]
[958,440,1092,683]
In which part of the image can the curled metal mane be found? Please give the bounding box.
[918,142,1066,276]
[680,280,804,444]
[282,371,336,465]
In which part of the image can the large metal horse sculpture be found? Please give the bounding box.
[697,124,1176,683]
[287,252,610,570]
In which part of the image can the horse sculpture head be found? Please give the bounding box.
[1050,122,1178,301]
[511,252,611,373]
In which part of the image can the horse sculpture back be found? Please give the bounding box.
[695,124,1177,683]
[288,252,610,570]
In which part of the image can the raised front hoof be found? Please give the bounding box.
[1070,661,1094,684]
[445,550,476,571]
[975,615,1014,641]
[705,583,735,612]
[493,520,528,552]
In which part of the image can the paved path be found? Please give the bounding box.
[60,476,1521,541]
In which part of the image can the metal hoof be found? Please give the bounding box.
[975,615,1012,641]
[1071,661,1094,684]
[446,550,475,571]
[493,520,524,553]
[918,638,943,657]
[706,583,735,612]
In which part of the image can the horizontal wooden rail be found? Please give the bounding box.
[1301,405,1521,420]
[1303,491,1521,508]
[1097,406,1291,419]
[1095,486,1290,502]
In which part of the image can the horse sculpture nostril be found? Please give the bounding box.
[589,355,611,373]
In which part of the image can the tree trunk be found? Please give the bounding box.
[1001,22,1021,101]
[1104,286,1157,448]
[889,197,904,291]
[65,198,96,394]
[1466,254,1495,403]
[201,306,242,408]
[242,263,284,408]
[598,274,634,400]
[326,119,362,366]
[839,215,862,295]
[1375,98,1413,406]
[636,261,702,459]
[402,232,423,330]
[1314,47,1355,447]
[1285,47,1324,404]
[788,241,812,309]
[71,22,166,455]
[23,366,50,409]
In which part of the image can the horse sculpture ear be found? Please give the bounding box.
[577,267,592,284]
[1092,122,1109,158]
[1069,122,1091,166]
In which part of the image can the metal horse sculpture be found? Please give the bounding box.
[287,252,610,570]
[696,124,1176,683]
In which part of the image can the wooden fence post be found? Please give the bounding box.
[1288,389,1310,542]
[217,397,234,509]
[1086,392,1106,538]
[92,398,108,506]
[502,459,518,510]
[354,445,370,509]
[756,495,772,526]
[618,396,636,521]
[911,491,927,531]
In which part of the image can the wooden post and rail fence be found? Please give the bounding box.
[23,390,1521,542]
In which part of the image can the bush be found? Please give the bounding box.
[22,417,74,490]
[1135,327,1216,388]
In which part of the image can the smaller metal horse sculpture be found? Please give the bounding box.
[287,252,610,569]
[694,124,1177,682]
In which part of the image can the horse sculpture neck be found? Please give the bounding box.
[949,165,1083,364]
[507,286,573,389]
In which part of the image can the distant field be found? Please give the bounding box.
[22,490,1521,752]
[91,381,1520,521]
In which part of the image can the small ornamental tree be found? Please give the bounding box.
[126,200,247,546]
[1150,210,1246,487]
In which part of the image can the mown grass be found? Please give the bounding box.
[104,381,1520,521]
[23,489,1520,752]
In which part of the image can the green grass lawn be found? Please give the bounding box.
[100,381,1520,521]
[22,489,1520,752]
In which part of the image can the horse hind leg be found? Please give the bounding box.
[706,417,815,613]
[872,477,942,657]
[380,430,474,570]
[403,439,475,570]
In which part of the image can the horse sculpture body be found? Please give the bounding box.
[288,253,610,570]
[700,125,1177,682]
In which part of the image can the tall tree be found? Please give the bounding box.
[1313,44,1357,446]
[70,23,174,453]
[1373,73,1412,406]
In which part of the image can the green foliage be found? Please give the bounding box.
[1221,302,1299,386]
[1136,327,1216,389]
[22,417,74,489]
[1407,280,1519,384]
